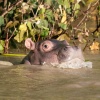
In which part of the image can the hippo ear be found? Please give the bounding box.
[25,38,35,50]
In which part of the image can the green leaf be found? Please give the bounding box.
[81,0,86,5]
[13,21,19,26]
[27,21,32,30]
[74,3,80,16]
[6,21,13,28]
[30,0,37,3]
[64,0,70,9]
[38,7,45,19]
[6,21,19,28]
[0,16,4,26]
[15,24,28,42]
[45,10,53,18]
[57,0,64,5]
[39,7,45,14]
[57,34,70,41]
[0,40,4,53]
[14,31,25,42]
[19,24,27,32]
[0,45,4,53]
[30,29,37,41]
[86,0,97,5]
[69,0,74,3]
[41,30,49,37]
[8,10,14,14]
[30,29,36,35]
[45,9,54,22]
[58,23,67,30]
[66,8,71,14]
[36,19,49,30]
[94,31,100,38]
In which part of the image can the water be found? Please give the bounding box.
[0,51,100,100]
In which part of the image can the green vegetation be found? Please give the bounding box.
[0,0,100,53]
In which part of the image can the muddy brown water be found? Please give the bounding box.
[0,51,100,100]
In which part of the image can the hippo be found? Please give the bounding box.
[21,38,85,65]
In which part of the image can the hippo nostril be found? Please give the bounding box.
[63,45,70,51]
[63,46,68,51]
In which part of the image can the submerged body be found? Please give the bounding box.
[21,38,84,66]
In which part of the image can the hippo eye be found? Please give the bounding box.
[42,44,49,50]
[41,40,54,52]
[43,44,48,49]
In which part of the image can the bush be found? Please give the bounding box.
[0,0,100,53]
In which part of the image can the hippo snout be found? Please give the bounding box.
[58,45,84,63]
[66,46,85,61]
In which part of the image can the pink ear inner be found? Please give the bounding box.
[25,38,35,50]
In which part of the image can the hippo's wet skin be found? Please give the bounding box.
[21,38,84,65]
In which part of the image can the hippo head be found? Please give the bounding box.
[21,38,84,65]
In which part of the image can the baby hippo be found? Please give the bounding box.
[21,38,84,65]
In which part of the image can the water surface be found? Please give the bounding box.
[0,51,100,100]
